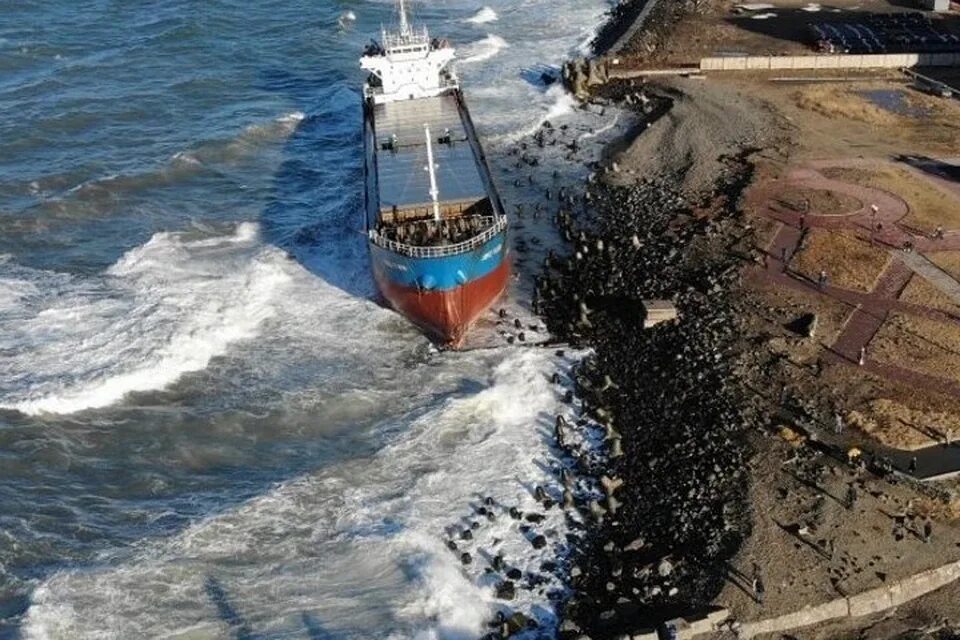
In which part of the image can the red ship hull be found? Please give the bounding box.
[375,257,511,347]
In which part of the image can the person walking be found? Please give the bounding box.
[858,346,866,366]
[909,456,918,474]
[924,519,933,544]
[752,576,765,605]
[835,412,844,435]
[845,484,858,510]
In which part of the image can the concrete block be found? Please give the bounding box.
[848,586,894,617]
[685,613,713,636]
[727,57,748,71]
[739,598,848,639]
[706,608,730,627]
[631,630,658,640]
[642,300,678,328]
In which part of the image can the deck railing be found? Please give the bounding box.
[369,215,507,258]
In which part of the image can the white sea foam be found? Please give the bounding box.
[496,84,579,143]
[0,223,291,415]
[21,349,584,638]
[463,7,498,24]
[460,34,509,64]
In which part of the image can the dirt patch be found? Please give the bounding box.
[871,313,960,383]
[819,164,960,233]
[790,229,890,292]
[609,76,788,195]
[775,185,862,217]
[717,426,960,625]
[900,275,960,317]
[747,274,853,356]
[846,398,960,450]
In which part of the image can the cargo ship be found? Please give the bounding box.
[360,0,510,347]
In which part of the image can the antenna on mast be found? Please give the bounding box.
[398,0,411,37]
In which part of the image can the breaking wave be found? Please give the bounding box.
[20,349,579,638]
[0,223,290,415]
[463,7,498,24]
[460,34,509,64]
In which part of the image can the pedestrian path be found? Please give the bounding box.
[899,251,960,307]
[749,158,960,402]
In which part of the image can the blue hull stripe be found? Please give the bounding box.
[369,230,508,292]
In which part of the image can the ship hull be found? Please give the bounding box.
[370,230,510,346]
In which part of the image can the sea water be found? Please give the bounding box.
[0,1,616,638]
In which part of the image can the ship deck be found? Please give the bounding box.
[372,94,487,214]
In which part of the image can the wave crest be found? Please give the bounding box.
[460,34,508,64]
[0,223,289,415]
[463,7,497,24]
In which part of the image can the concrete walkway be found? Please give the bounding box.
[899,250,960,306]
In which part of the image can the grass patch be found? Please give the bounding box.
[793,84,960,156]
[775,185,862,217]
[790,229,889,291]
[929,251,960,282]
[900,275,960,316]
[847,397,960,450]
[794,86,899,127]
[819,164,960,233]
[871,312,960,382]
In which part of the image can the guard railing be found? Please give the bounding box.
[368,215,507,258]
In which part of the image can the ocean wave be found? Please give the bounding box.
[460,34,508,64]
[19,349,583,638]
[495,84,579,143]
[39,111,305,206]
[0,223,290,415]
[463,7,498,24]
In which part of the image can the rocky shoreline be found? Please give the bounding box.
[536,143,765,638]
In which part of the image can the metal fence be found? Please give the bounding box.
[368,215,507,258]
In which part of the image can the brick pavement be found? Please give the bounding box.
[750,159,960,399]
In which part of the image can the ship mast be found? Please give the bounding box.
[398,0,411,38]
[424,124,441,222]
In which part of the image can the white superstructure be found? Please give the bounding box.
[360,0,458,104]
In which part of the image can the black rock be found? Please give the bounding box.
[495,580,516,600]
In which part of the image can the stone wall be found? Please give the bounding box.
[699,52,960,72]
[735,560,960,639]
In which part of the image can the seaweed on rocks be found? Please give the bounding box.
[539,156,764,637]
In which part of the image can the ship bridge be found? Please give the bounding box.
[360,0,458,104]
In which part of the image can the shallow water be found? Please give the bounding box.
[858,89,930,119]
[0,1,616,638]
